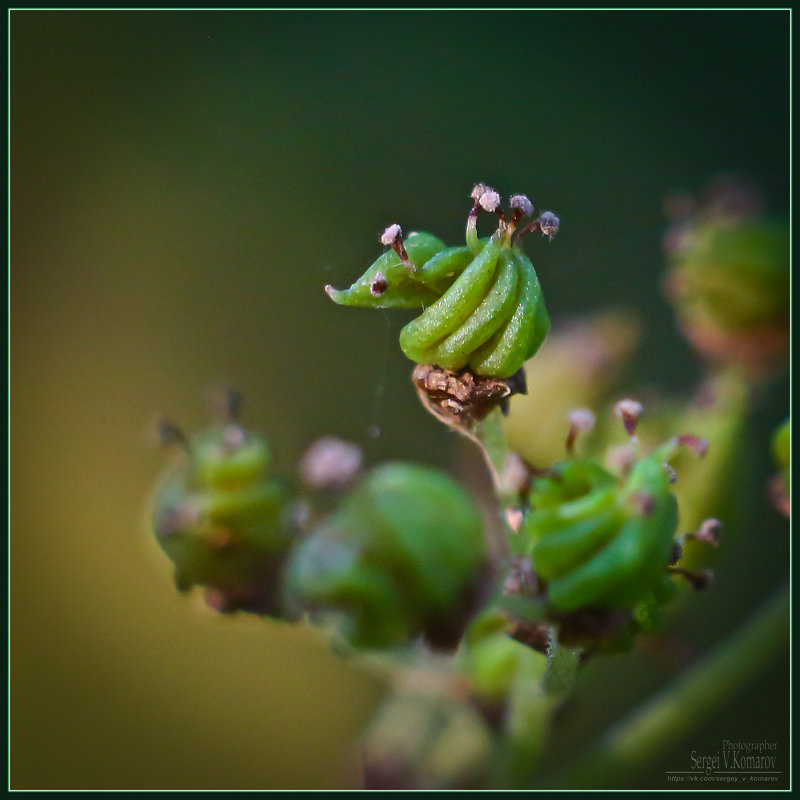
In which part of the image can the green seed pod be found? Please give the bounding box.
[663,176,789,374]
[325,188,554,379]
[519,438,682,614]
[151,417,291,614]
[285,462,487,649]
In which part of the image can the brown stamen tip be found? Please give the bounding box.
[517,210,561,241]
[630,491,656,515]
[158,419,189,451]
[224,388,243,423]
[370,271,388,297]
[509,194,534,218]
[508,194,533,232]
[209,386,243,424]
[478,189,501,213]
[614,398,643,437]
[669,567,715,591]
[565,408,595,454]
[669,540,684,565]
[538,211,560,240]
[678,434,709,457]
[380,223,414,273]
[380,222,402,246]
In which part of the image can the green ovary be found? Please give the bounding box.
[284,462,487,648]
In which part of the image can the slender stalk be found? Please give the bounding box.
[462,407,583,786]
[471,409,510,494]
[549,583,789,788]
[493,635,581,788]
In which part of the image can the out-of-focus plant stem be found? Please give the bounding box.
[445,405,586,788]
[546,582,789,788]
[493,637,581,788]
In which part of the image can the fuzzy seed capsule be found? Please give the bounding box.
[285,462,487,648]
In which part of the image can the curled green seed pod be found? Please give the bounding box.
[151,410,291,614]
[284,462,487,649]
[325,187,555,379]
[523,457,677,612]
[516,407,709,617]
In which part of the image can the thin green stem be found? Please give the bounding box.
[471,409,510,493]
[549,583,789,788]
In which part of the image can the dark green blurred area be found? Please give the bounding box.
[11,10,788,789]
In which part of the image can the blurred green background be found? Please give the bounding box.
[11,10,788,789]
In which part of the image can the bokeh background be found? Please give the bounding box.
[11,10,789,790]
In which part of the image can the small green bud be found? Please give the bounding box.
[285,462,488,649]
[151,414,291,614]
[460,611,535,701]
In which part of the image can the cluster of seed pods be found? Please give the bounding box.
[152,398,489,648]
[325,184,559,379]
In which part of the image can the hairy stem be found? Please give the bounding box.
[543,633,581,699]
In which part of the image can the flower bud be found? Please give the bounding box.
[663,176,789,375]
[151,418,291,614]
